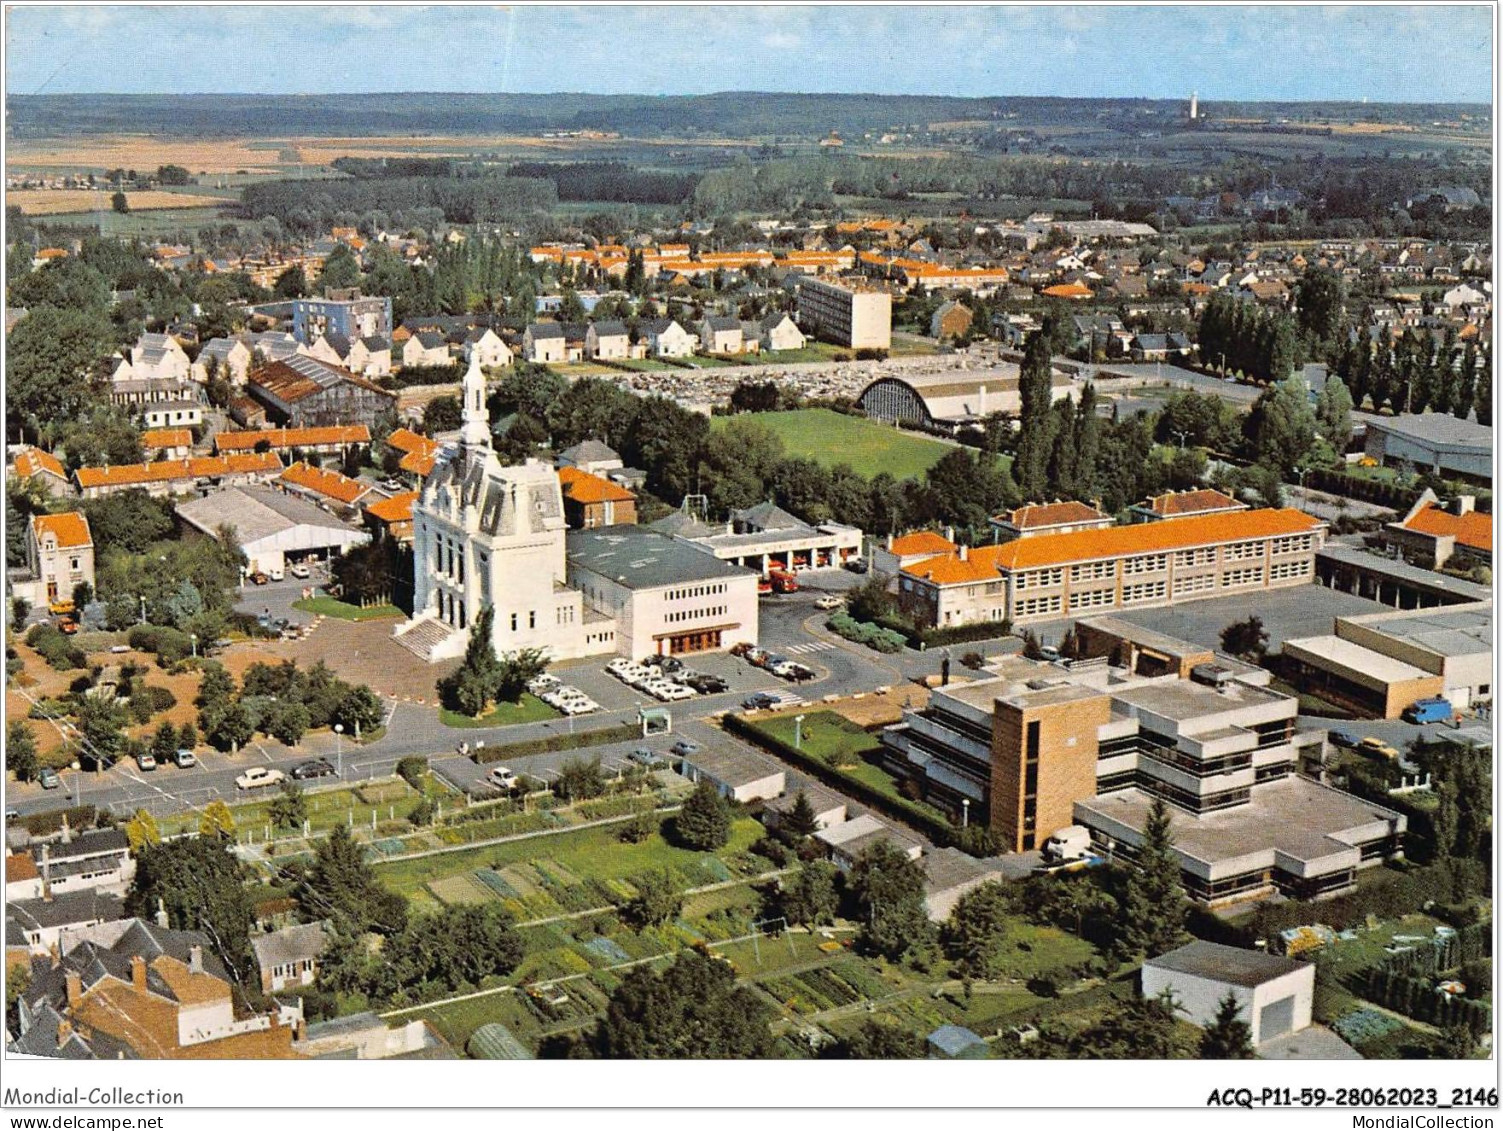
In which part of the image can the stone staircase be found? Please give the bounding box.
[393,617,458,662]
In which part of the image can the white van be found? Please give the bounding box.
[1041,824,1091,863]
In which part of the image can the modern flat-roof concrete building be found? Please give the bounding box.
[652,500,862,576]
[1364,413,1492,485]
[796,277,892,349]
[677,744,786,804]
[1142,940,1315,1047]
[566,525,760,659]
[1283,601,1491,717]
[879,632,1398,906]
[177,486,370,578]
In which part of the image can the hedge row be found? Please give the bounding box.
[469,722,640,764]
[1306,467,1420,511]
[826,613,906,653]
[917,620,1016,650]
[723,712,962,849]
[1245,862,1481,939]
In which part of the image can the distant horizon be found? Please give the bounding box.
[8,89,1492,108]
[4,5,1493,103]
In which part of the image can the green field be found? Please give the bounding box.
[440,694,561,729]
[713,408,966,480]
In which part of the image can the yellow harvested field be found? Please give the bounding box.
[6,188,235,215]
[7,131,764,176]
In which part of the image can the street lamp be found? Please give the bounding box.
[961,798,970,828]
[1172,429,1190,451]
[190,633,198,659]
[793,714,805,750]
[333,724,343,778]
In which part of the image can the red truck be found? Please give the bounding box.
[767,567,799,594]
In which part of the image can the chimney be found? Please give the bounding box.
[60,815,72,845]
[944,526,955,544]
[156,897,170,930]
[1453,495,1475,516]
[885,532,894,551]
[65,971,82,1007]
[959,544,969,562]
[56,1018,73,1044]
[189,945,203,975]
[131,954,148,992]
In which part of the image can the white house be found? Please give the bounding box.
[523,323,568,363]
[401,331,451,369]
[699,315,743,355]
[463,328,512,369]
[643,319,696,358]
[1141,940,1315,1047]
[759,312,806,352]
[585,320,632,360]
[191,338,253,385]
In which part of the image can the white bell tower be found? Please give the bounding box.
[460,352,490,449]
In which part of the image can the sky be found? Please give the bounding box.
[3,4,1494,103]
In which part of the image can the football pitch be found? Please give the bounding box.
[712,408,968,480]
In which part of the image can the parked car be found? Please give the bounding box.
[38,767,61,790]
[379,478,404,493]
[844,559,869,574]
[814,594,844,610]
[686,674,729,694]
[730,642,753,657]
[487,766,520,790]
[628,747,660,767]
[289,564,311,580]
[236,766,286,790]
[1328,729,1361,749]
[1402,697,1454,725]
[134,751,157,772]
[1359,736,1401,761]
[249,571,269,586]
[670,740,701,758]
[742,692,778,711]
[171,748,197,768]
[784,663,816,682]
[291,758,337,780]
[654,682,695,702]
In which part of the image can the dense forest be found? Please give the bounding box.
[239,175,556,233]
[506,162,699,205]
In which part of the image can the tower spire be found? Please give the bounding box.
[460,352,490,449]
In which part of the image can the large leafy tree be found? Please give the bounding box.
[944,880,1012,982]
[7,720,40,783]
[298,824,409,934]
[779,860,839,927]
[126,836,256,979]
[826,1020,926,1059]
[1116,798,1190,959]
[849,841,934,962]
[587,950,774,1059]
[7,305,113,441]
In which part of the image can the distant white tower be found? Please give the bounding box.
[1189,91,1199,121]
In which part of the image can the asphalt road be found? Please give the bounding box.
[8,576,954,820]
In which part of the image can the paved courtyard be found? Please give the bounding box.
[1047,585,1393,653]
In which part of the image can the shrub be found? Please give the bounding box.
[396,756,427,789]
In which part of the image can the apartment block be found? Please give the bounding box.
[897,508,1325,629]
[292,289,392,345]
[795,277,892,349]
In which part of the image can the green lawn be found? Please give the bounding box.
[440,694,561,729]
[373,814,766,898]
[157,779,421,840]
[292,596,403,621]
[750,712,952,826]
[713,408,968,480]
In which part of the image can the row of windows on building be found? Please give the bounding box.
[1011,536,1315,590]
[665,605,727,625]
[666,582,728,603]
